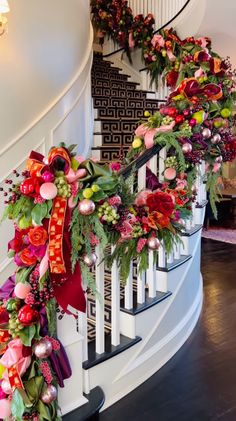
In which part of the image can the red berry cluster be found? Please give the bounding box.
[27,266,54,306]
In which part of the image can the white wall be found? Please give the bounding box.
[0,0,94,281]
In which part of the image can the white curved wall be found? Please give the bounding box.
[0,0,91,147]
[0,0,94,280]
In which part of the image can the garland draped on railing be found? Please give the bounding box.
[0,1,235,419]
[91,0,236,214]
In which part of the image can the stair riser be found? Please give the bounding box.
[92,88,147,100]
[96,121,138,134]
[92,79,138,90]
[93,98,159,109]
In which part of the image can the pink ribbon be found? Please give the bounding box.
[0,339,31,391]
[151,34,165,48]
[144,121,176,149]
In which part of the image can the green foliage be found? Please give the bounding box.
[16,267,34,284]
[46,299,57,336]
[206,170,221,218]
[1,196,33,223]
[154,131,187,172]
[80,262,97,296]
[19,324,38,347]
[11,389,25,421]
[70,209,108,271]
[32,201,52,225]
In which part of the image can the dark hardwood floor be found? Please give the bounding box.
[100,239,236,421]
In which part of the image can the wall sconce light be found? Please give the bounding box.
[0,0,10,36]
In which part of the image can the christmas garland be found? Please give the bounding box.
[91,0,236,214]
[0,142,194,419]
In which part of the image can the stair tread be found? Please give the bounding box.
[83,334,142,370]
[63,386,105,421]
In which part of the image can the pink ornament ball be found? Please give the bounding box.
[182,143,192,154]
[40,183,57,200]
[0,399,11,418]
[41,385,57,404]
[1,380,12,395]
[78,199,95,215]
[147,237,160,250]
[164,167,176,180]
[14,282,31,299]
[34,338,53,359]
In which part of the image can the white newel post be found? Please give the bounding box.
[57,314,88,415]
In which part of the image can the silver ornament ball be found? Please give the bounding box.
[211,133,221,144]
[34,338,53,359]
[82,252,97,267]
[41,385,57,404]
[147,237,160,250]
[182,143,192,154]
[202,128,211,139]
[78,199,95,215]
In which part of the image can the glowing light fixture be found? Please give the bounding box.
[0,0,10,36]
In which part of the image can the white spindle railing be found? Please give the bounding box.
[95,246,105,354]
[111,253,121,346]
[124,263,134,309]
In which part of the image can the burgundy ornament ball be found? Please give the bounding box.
[41,385,57,404]
[34,338,53,359]
[147,237,160,250]
[78,199,95,215]
[182,143,192,154]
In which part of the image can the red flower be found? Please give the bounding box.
[166,70,179,88]
[20,248,38,266]
[28,226,48,247]
[146,191,175,217]
[8,228,30,253]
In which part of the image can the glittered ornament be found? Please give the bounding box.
[34,338,53,359]
[18,305,39,326]
[82,252,97,267]
[14,282,31,300]
[40,183,58,200]
[41,385,57,404]
[215,155,223,163]
[164,167,176,180]
[78,199,95,215]
[147,237,160,250]
[202,128,211,139]
[182,143,192,154]
[211,133,221,144]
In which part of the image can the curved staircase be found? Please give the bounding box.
[62,1,208,419]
